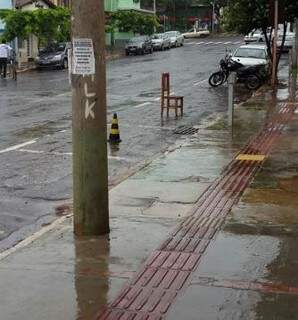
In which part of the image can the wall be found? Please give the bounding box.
[18,1,50,67]
[105,0,118,12]
[118,0,140,11]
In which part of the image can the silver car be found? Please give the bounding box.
[244,29,265,44]
[165,31,184,47]
[151,33,171,51]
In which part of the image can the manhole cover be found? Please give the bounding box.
[173,126,199,135]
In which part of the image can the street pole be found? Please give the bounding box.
[271,0,278,88]
[228,72,236,129]
[153,0,156,33]
[163,15,166,33]
[211,1,215,33]
[71,0,109,236]
[293,18,298,70]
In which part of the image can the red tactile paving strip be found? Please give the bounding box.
[97,101,297,320]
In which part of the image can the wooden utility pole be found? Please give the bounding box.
[71,0,109,236]
[271,0,278,88]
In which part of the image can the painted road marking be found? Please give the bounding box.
[134,102,151,109]
[18,148,128,161]
[193,79,208,86]
[0,139,37,154]
[32,92,70,105]
[196,41,240,46]
[153,92,175,101]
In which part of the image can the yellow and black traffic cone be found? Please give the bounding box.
[109,113,122,143]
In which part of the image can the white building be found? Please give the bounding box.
[15,0,55,67]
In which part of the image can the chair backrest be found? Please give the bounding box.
[161,73,170,98]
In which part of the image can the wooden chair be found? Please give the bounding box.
[161,73,184,117]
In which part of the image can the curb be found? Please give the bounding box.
[16,52,123,74]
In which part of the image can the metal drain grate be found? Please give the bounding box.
[173,126,199,135]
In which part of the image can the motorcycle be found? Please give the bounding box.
[209,54,267,90]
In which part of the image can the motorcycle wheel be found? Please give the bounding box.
[209,72,225,87]
[245,75,261,90]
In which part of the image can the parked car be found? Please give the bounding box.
[35,42,70,69]
[244,29,265,44]
[165,31,184,47]
[277,32,295,52]
[182,28,210,39]
[231,44,269,67]
[125,36,153,55]
[151,33,171,51]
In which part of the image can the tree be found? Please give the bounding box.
[108,10,159,36]
[223,0,298,67]
[0,9,32,41]
[0,8,70,46]
[31,8,70,47]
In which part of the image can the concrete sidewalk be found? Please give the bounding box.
[0,75,297,319]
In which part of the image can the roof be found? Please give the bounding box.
[15,0,55,9]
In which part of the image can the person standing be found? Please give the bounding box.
[0,40,12,79]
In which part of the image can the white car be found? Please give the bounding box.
[244,29,265,43]
[277,32,295,52]
[183,28,210,39]
[231,44,269,68]
[165,31,184,47]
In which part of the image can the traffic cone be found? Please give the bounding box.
[109,113,122,143]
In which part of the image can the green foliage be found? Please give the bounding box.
[223,0,298,69]
[0,9,32,41]
[31,7,70,46]
[0,8,70,46]
[109,10,160,35]
[223,0,298,34]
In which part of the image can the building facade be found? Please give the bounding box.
[51,0,70,7]
[105,0,154,46]
[15,0,55,67]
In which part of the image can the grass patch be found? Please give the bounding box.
[242,101,266,111]
[206,118,228,130]
[291,68,298,76]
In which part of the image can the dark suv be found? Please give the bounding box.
[125,36,153,55]
[36,42,71,69]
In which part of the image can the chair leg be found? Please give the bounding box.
[181,99,184,116]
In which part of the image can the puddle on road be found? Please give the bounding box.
[15,119,70,140]
[244,175,298,208]
[225,173,298,237]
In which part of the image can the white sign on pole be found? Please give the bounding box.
[72,38,95,75]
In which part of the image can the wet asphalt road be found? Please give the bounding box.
[0,36,244,251]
